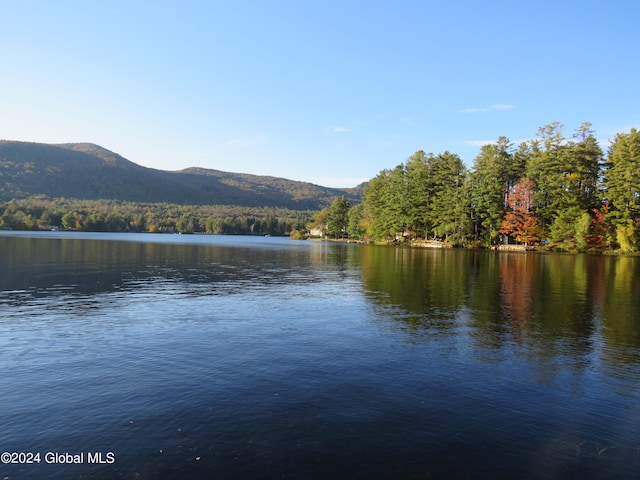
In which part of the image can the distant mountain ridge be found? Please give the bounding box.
[0,141,365,209]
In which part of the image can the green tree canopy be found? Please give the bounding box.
[604,128,640,251]
[326,195,351,238]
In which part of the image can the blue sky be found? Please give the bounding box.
[2,1,638,187]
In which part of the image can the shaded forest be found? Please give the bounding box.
[0,141,363,210]
[0,140,364,236]
[0,197,312,236]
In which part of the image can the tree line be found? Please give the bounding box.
[313,122,640,253]
[0,197,311,236]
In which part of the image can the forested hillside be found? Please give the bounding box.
[0,141,363,209]
[333,122,639,253]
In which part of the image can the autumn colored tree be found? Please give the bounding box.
[585,205,611,251]
[500,178,541,245]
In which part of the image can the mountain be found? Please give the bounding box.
[0,141,365,210]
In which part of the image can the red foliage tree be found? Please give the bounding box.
[586,203,611,250]
[500,178,541,245]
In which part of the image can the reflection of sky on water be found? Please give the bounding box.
[2,232,640,479]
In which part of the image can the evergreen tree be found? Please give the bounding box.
[405,150,432,237]
[426,152,468,241]
[362,168,403,241]
[571,122,603,210]
[385,164,411,237]
[471,137,525,246]
[604,128,640,252]
[550,205,585,250]
[361,151,468,243]
[527,122,603,239]
[445,171,474,245]
[526,122,570,234]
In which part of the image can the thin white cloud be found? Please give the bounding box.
[595,125,640,151]
[604,124,640,137]
[457,107,489,114]
[597,137,612,150]
[225,134,267,147]
[324,126,349,134]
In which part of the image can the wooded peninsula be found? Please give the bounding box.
[307,122,640,253]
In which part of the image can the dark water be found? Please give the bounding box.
[1,232,640,479]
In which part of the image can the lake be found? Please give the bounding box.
[1,231,640,479]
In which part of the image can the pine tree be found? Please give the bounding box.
[471,137,525,247]
[604,128,640,252]
[405,150,432,238]
[571,122,603,210]
[426,151,468,241]
[362,170,398,241]
[526,122,569,234]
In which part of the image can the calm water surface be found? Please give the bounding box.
[1,232,640,479]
